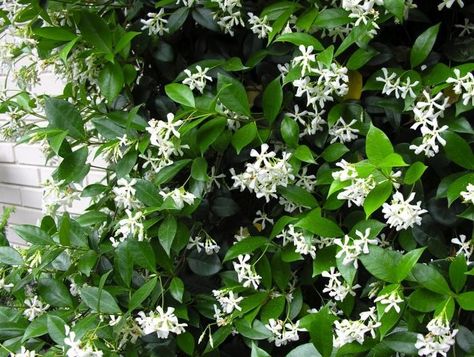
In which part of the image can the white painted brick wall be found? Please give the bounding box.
[0,50,107,244]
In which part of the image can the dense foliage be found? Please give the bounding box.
[0,0,473,356]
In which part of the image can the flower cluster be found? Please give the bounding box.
[136,306,187,339]
[264,319,305,347]
[415,316,458,357]
[230,144,294,202]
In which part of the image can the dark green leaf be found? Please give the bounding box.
[38,278,73,308]
[232,121,258,154]
[263,77,283,123]
[79,286,122,314]
[45,98,85,140]
[0,246,23,266]
[223,236,267,262]
[98,62,124,102]
[15,225,53,245]
[165,83,195,107]
[217,73,250,116]
[410,23,440,68]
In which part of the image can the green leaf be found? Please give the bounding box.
[410,23,440,68]
[0,247,23,266]
[217,73,250,116]
[366,124,394,165]
[287,343,321,357]
[408,288,445,312]
[33,26,77,41]
[274,32,323,50]
[22,315,47,341]
[177,332,195,356]
[293,144,315,163]
[449,254,467,293]
[129,277,157,311]
[312,246,337,277]
[411,263,452,295]
[278,185,318,208]
[281,116,299,147]
[223,236,267,262]
[235,319,272,340]
[197,117,227,154]
[47,315,66,346]
[457,292,474,311]
[251,342,270,357]
[316,45,334,67]
[59,38,79,63]
[296,209,344,237]
[98,62,124,102]
[159,216,177,256]
[321,143,349,162]
[79,286,121,314]
[114,31,140,54]
[170,277,184,303]
[263,77,283,123]
[309,307,336,357]
[346,47,378,70]
[363,180,392,218]
[397,247,425,282]
[45,98,85,140]
[191,157,208,181]
[168,7,189,34]
[384,0,405,21]
[115,150,137,179]
[154,159,192,186]
[359,246,401,283]
[58,213,71,246]
[187,250,222,276]
[443,131,474,170]
[54,147,89,184]
[115,241,133,287]
[135,179,163,207]
[314,8,351,28]
[78,11,113,54]
[404,162,427,184]
[448,173,474,206]
[38,278,73,308]
[232,121,257,154]
[15,225,53,245]
[165,83,195,107]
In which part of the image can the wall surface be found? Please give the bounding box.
[0,53,105,244]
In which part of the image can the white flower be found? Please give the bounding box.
[182,65,212,93]
[292,45,316,75]
[382,191,427,231]
[337,175,376,207]
[215,11,245,36]
[232,254,261,289]
[204,237,220,255]
[332,159,358,182]
[11,347,36,357]
[230,144,294,202]
[159,187,196,209]
[112,209,145,246]
[415,316,458,357]
[333,307,381,348]
[213,290,243,314]
[376,68,419,99]
[234,226,250,242]
[23,295,49,321]
[329,118,359,144]
[322,267,360,301]
[64,324,104,357]
[247,12,272,38]
[113,178,139,210]
[354,228,377,254]
[451,234,473,260]
[141,10,169,36]
[334,235,362,268]
[455,18,474,36]
[265,319,305,347]
[253,210,274,230]
[460,183,474,204]
[438,0,464,10]
[374,290,403,313]
[187,235,205,253]
[136,306,187,339]
[0,277,14,291]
